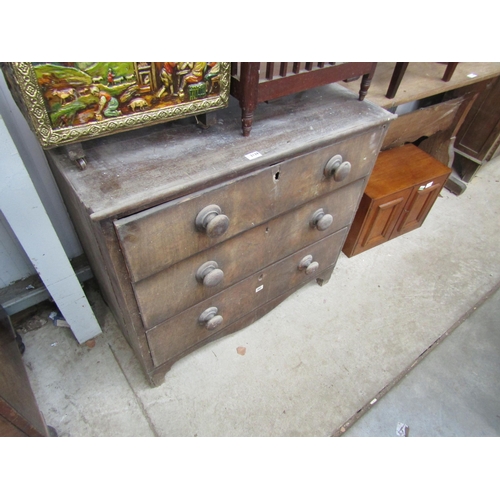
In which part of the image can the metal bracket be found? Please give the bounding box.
[63,142,87,170]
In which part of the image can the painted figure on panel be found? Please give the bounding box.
[156,62,177,99]
[31,62,222,129]
[90,86,121,120]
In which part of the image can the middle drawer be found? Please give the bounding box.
[134,177,365,329]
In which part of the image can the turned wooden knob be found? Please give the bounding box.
[324,154,351,181]
[310,208,333,231]
[195,204,230,237]
[196,261,224,287]
[298,255,319,275]
[198,306,223,330]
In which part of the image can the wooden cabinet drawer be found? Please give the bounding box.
[146,227,348,367]
[135,178,365,329]
[114,128,384,283]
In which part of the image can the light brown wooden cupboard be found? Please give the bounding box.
[343,144,451,257]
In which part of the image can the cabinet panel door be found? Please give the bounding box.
[393,177,446,237]
[358,188,412,252]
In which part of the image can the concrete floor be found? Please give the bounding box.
[343,281,500,437]
[13,156,500,437]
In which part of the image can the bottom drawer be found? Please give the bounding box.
[146,226,348,367]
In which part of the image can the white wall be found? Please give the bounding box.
[0,211,35,287]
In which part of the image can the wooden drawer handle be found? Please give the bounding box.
[195,204,230,238]
[310,208,333,231]
[298,255,319,275]
[198,306,223,330]
[324,154,351,181]
[196,261,224,287]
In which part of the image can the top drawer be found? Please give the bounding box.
[114,127,385,283]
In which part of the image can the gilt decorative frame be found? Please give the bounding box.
[2,62,230,149]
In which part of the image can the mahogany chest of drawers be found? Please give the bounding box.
[342,143,452,257]
[46,85,393,385]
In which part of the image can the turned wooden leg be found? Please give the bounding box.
[239,62,260,137]
[241,110,254,137]
[386,62,409,99]
[359,62,377,101]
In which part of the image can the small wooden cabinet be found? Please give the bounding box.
[45,85,393,386]
[343,144,451,257]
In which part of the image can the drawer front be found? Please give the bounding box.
[114,127,385,283]
[146,227,348,367]
[135,178,365,329]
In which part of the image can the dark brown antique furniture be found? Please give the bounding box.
[45,84,393,386]
[343,144,451,257]
[230,62,377,136]
[339,62,500,195]
[386,63,459,99]
[0,305,49,436]
[453,76,500,182]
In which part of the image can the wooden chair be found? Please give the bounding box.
[230,62,377,136]
[386,62,459,99]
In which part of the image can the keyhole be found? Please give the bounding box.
[274,171,280,181]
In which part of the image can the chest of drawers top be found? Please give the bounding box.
[47,84,394,222]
